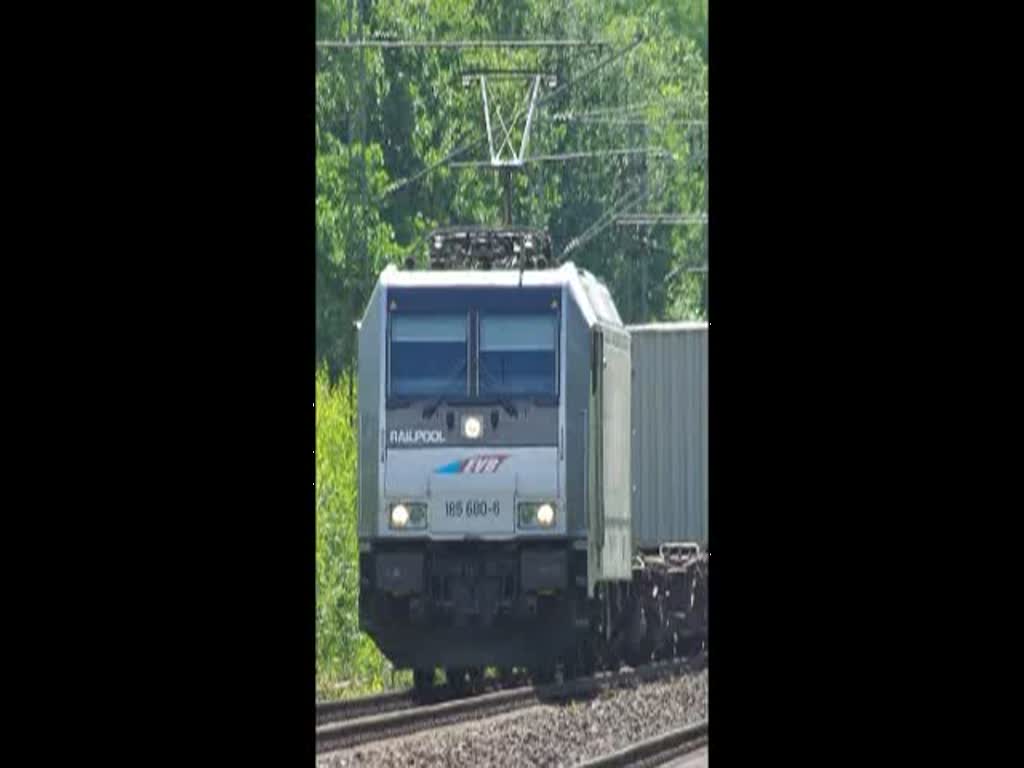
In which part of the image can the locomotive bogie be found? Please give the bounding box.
[359,540,589,669]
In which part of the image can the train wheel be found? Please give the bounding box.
[580,646,597,677]
[413,668,434,697]
[498,666,515,688]
[562,658,579,682]
[533,665,556,686]
[598,638,620,673]
[446,667,468,696]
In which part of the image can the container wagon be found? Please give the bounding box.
[627,322,708,550]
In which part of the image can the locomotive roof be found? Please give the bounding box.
[378,262,623,327]
[381,261,575,288]
[626,321,708,332]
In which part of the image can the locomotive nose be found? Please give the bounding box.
[384,448,559,537]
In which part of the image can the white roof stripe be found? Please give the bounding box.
[380,262,578,288]
[627,321,708,331]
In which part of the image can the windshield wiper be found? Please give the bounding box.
[421,358,468,419]
[477,367,519,418]
[422,395,453,419]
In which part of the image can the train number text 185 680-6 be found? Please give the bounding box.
[444,499,500,518]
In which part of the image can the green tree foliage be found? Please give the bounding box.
[317,0,709,376]
[316,366,408,695]
[315,1,706,693]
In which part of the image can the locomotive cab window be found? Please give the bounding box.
[479,314,558,397]
[389,314,468,397]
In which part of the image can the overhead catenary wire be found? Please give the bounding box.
[665,262,708,283]
[615,213,708,225]
[548,98,699,120]
[554,117,706,126]
[316,39,610,49]
[633,236,705,269]
[448,146,672,167]
[559,169,671,261]
[376,132,488,201]
[560,189,645,261]
[559,157,682,262]
[624,232,707,295]
[374,35,646,199]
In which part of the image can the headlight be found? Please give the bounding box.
[536,503,555,526]
[518,501,557,529]
[389,502,427,530]
[462,415,483,439]
[391,504,409,527]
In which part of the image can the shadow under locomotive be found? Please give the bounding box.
[360,538,708,685]
[360,540,587,673]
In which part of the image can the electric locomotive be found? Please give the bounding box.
[355,228,705,692]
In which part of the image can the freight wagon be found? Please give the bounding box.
[628,322,708,550]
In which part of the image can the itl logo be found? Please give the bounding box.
[390,429,446,445]
[436,454,509,474]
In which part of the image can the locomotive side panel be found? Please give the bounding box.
[357,282,386,538]
[563,290,592,538]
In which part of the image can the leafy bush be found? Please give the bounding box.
[316,366,411,697]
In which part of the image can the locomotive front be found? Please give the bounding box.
[356,265,593,681]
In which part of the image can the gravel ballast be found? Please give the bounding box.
[317,668,708,768]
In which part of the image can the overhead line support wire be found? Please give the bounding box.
[559,165,674,262]
[448,146,671,167]
[560,175,662,262]
[548,98,696,119]
[316,39,610,49]
[615,214,708,225]
[375,34,646,200]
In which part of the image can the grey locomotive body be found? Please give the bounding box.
[355,261,706,688]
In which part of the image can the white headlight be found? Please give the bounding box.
[536,503,555,527]
[463,415,482,439]
[390,503,409,528]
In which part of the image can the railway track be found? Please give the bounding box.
[316,670,531,726]
[316,651,706,755]
[316,689,416,725]
[576,720,708,768]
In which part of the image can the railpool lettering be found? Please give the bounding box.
[389,429,446,445]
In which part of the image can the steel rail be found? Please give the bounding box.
[575,720,709,768]
[316,652,706,754]
[316,688,415,725]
